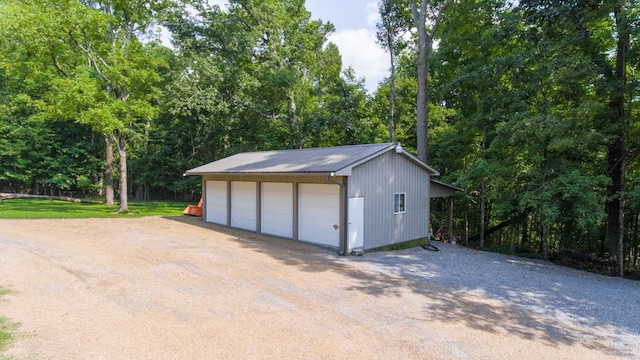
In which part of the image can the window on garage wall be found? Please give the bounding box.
[394,192,406,214]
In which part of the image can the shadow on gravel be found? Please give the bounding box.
[354,244,640,338]
[166,216,628,357]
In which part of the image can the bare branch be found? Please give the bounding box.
[50,51,69,78]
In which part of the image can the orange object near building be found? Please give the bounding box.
[183,197,203,216]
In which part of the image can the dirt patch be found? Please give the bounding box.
[551,249,619,276]
[0,217,628,359]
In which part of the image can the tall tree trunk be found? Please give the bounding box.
[288,92,302,149]
[448,196,454,240]
[480,179,486,248]
[522,214,530,249]
[634,213,639,269]
[377,0,407,143]
[409,0,452,163]
[116,131,128,212]
[541,223,549,260]
[479,128,487,248]
[607,138,626,276]
[464,210,469,246]
[607,0,629,277]
[105,136,114,206]
[388,43,397,143]
[416,26,429,163]
[31,177,39,195]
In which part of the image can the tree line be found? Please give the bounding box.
[1,0,638,275]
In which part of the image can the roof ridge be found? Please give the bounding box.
[222,143,396,159]
[266,142,394,153]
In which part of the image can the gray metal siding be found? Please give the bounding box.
[349,151,430,250]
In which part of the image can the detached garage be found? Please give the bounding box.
[186,143,441,255]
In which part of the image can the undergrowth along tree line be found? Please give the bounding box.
[0,0,638,275]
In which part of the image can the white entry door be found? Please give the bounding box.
[231,181,257,231]
[205,180,227,225]
[298,183,340,247]
[348,197,364,250]
[261,182,293,238]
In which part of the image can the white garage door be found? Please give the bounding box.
[231,181,257,231]
[261,182,293,238]
[205,180,228,225]
[299,183,340,247]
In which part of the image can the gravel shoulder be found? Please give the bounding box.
[0,217,638,359]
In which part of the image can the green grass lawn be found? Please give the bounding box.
[0,199,191,219]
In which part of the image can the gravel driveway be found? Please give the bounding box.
[349,242,640,357]
[1,216,639,359]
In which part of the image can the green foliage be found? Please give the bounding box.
[0,0,179,211]
[0,88,103,195]
[166,0,383,156]
[422,0,640,262]
[2,0,387,201]
[2,0,640,268]
[0,199,190,219]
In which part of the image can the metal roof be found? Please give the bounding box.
[430,179,464,198]
[186,143,439,176]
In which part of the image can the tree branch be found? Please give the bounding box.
[233,96,285,120]
[431,0,454,37]
[68,29,111,85]
[49,51,69,78]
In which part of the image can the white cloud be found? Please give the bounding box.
[208,0,228,8]
[329,28,389,93]
[158,26,173,48]
[366,1,380,27]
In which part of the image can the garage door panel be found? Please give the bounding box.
[231,181,257,231]
[299,183,340,247]
[261,182,293,238]
[205,181,227,225]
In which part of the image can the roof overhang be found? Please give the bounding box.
[429,179,463,198]
[431,179,463,191]
[185,171,338,177]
